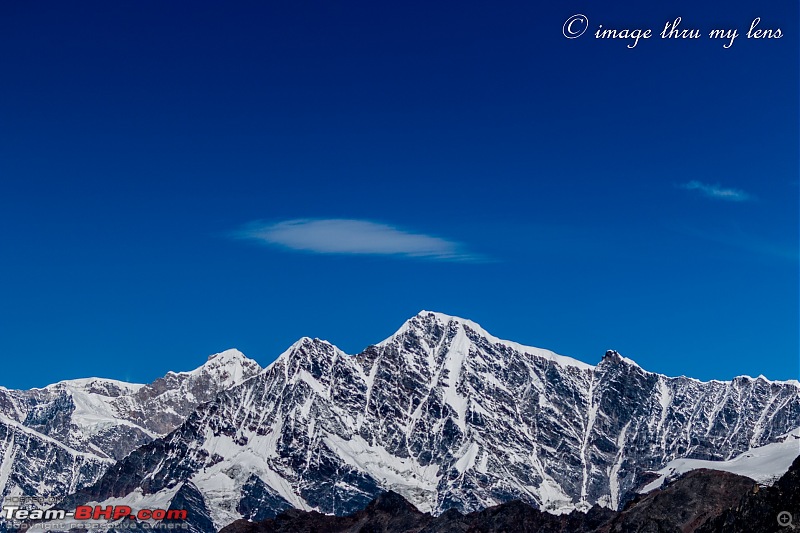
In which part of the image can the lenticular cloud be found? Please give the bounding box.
[238,218,476,261]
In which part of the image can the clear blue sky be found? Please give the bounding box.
[1,0,797,389]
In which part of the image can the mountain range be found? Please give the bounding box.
[1,311,797,532]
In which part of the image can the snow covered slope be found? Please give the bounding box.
[54,312,800,532]
[639,427,800,492]
[0,349,261,506]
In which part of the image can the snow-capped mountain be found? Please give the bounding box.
[49,311,800,532]
[0,349,261,506]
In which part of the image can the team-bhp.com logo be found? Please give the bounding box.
[4,506,187,521]
[3,504,189,529]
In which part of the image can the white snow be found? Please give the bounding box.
[608,421,631,510]
[476,449,489,474]
[657,378,673,450]
[0,413,113,462]
[676,374,800,387]
[44,377,145,393]
[739,375,800,386]
[639,427,800,493]
[173,348,260,389]
[441,324,470,432]
[324,433,441,513]
[455,442,480,474]
[620,356,643,368]
[66,387,158,439]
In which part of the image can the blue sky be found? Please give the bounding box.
[1,0,797,389]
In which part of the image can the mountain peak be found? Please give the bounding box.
[188,349,262,388]
[600,349,644,370]
[378,310,496,348]
[206,348,247,363]
[199,348,260,371]
[274,336,340,360]
[379,310,594,371]
[416,309,486,329]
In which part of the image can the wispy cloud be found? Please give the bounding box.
[678,181,753,202]
[236,219,480,261]
[666,221,799,263]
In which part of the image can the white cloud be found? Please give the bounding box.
[679,181,752,202]
[237,219,478,261]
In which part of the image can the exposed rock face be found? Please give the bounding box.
[118,350,262,436]
[42,312,799,532]
[0,349,261,507]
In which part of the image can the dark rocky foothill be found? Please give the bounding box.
[597,468,757,533]
[696,454,800,533]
